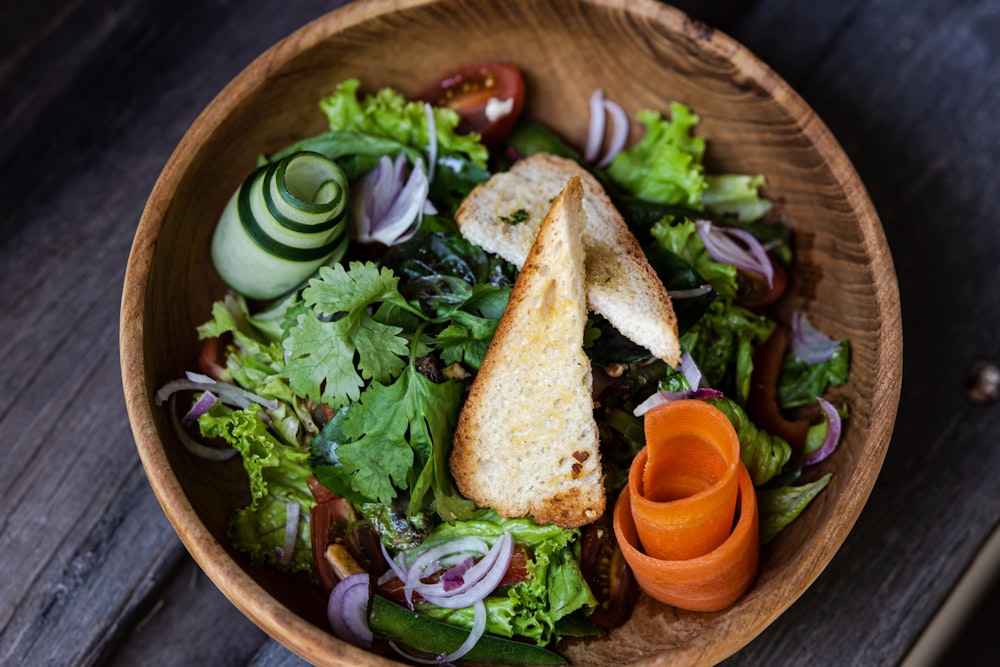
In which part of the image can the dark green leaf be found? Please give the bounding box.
[778,340,851,409]
[757,473,832,544]
[709,397,792,486]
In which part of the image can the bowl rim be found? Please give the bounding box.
[119,0,902,664]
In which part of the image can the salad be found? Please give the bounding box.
[157,62,850,664]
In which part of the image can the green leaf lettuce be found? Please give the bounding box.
[412,512,596,646]
[606,103,706,207]
[199,403,315,573]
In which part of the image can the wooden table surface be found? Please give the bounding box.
[2,0,998,665]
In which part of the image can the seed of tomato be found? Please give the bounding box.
[417,62,526,146]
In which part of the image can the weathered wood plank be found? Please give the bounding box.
[0,2,328,664]
[0,1,349,666]
[105,554,273,667]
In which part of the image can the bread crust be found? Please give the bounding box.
[456,153,681,367]
[450,177,605,528]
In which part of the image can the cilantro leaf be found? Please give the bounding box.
[282,262,418,408]
[402,370,475,522]
[332,376,417,506]
[303,262,408,316]
[434,311,500,371]
[311,363,472,522]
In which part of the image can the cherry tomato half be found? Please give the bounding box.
[197,336,228,381]
[735,259,787,309]
[580,514,639,629]
[417,63,526,146]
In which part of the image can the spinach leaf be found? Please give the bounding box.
[779,339,851,409]
[757,473,832,544]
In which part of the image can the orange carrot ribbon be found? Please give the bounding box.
[614,399,760,612]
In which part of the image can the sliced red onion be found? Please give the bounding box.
[381,542,408,584]
[155,372,278,410]
[384,534,514,613]
[388,641,447,666]
[585,90,606,163]
[445,599,487,662]
[679,351,703,389]
[791,311,842,364]
[667,284,714,300]
[381,535,505,664]
[403,537,490,607]
[417,535,513,609]
[441,556,475,592]
[585,90,631,168]
[802,397,842,466]
[352,154,429,246]
[328,573,373,648]
[633,388,724,417]
[424,103,437,183]
[359,155,405,232]
[696,219,774,287]
[275,501,301,567]
[167,395,238,461]
[403,537,489,578]
[597,98,629,168]
[181,390,217,426]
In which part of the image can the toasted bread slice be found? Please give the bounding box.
[450,177,604,528]
[456,153,681,366]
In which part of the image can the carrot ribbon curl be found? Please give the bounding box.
[614,399,760,612]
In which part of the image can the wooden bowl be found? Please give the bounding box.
[120,0,902,664]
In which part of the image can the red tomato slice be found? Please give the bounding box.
[735,257,787,309]
[580,515,639,629]
[197,336,227,381]
[417,62,526,146]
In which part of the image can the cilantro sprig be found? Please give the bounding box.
[283,262,426,409]
[289,260,502,523]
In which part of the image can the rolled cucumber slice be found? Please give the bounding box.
[211,151,349,300]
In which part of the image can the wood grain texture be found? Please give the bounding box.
[118,1,899,665]
[3,0,999,666]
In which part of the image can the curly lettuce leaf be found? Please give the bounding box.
[702,174,774,222]
[319,78,488,167]
[196,294,319,446]
[196,293,285,368]
[709,397,792,486]
[199,403,314,572]
[413,512,596,645]
[606,103,706,208]
[757,473,832,544]
[651,218,738,298]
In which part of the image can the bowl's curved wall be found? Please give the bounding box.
[121,1,902,665]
